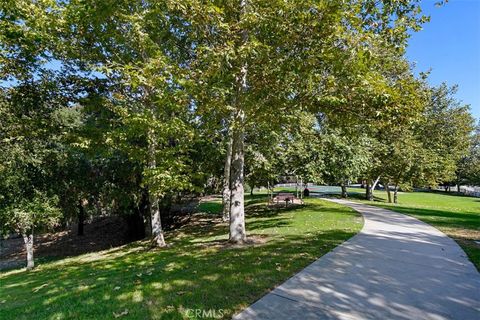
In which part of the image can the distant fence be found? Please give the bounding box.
[275,184,480,198]
[459,186,480,197]
[274,184,346,194]
[274,183,314,188]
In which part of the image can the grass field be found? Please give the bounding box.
[0,196,362,320]
[344,188,480,270]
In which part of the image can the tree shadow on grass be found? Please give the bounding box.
[197,201,223,215]
[243,194,275,208]
[322,192,386,203]
[1,229,358,320]
[0,199,361,320]
[170,202,305,244]
[248,203,305,217]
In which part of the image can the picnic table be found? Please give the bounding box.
[272,192,302,206]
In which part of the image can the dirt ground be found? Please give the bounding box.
[0,216,130,270]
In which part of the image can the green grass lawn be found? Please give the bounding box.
[345,188,480,270]
[0,197,362,320]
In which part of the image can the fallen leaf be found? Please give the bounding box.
[32,283,48,293]
[113,309,129,318]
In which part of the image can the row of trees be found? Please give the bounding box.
[243,83,478,204]
[0,1,477,270]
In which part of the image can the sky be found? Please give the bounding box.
[406,0,480,121]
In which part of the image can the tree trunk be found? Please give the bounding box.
[23,233,34,270]
[367,183,374,201]
[250,185,254,196]
[148,129,166,247]
[229,110,246,243]
[393,184,399,204]
[229,0,248,244]
[150,195,166,246]
[222,133,233,222]
[385,181,392,203]
[372,176,380,191]
[341,183,348,198]
[365,182,371,200]
[267,181,271,203]
[300,178,303,199]
[295,175,298,198]
[77,200,85,236]
[368,176,380,201]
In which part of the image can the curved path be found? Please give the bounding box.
[234,198,480,320]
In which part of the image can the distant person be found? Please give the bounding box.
[304,188,310,197]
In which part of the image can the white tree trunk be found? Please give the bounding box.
[222,133,233,222]
[295,175,298,198]
[148,129,166,247]
[23,233,34,270]
[368,176,381,201]
[150,195,166,246]
[393,184,399,204]
[300,178,303,199]
[229,110,246,243]
[229,0,248,244]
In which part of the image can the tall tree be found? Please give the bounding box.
[458,122,480,187]
[0,0,70,268]
[190,0,428,241]
[414,84,475,188]
[322,129,372,198]
[57,0,199,246]
[0,77,66,269]
[52,0,428,244]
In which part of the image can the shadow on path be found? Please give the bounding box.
[234,198,480,320]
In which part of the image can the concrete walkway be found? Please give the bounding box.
[234,198,480,320]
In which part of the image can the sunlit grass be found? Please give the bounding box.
[0,197,362,319]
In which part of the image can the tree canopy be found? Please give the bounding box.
[0,0,477,269]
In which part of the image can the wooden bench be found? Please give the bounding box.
[273,193,297,206]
